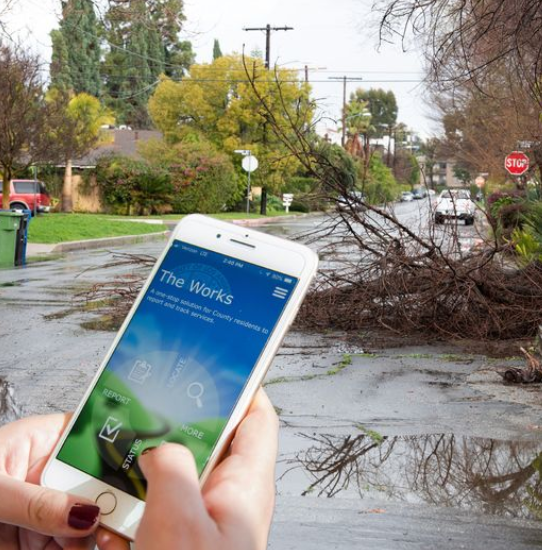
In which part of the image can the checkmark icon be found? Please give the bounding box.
[99,416,123,443]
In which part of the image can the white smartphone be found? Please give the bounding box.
[41,214,318,539]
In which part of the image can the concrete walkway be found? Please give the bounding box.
[25,214,306,258]
[27,230,169,257]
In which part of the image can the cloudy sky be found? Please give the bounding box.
[4,0,438,137]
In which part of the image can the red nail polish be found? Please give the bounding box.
[68,503,100,530]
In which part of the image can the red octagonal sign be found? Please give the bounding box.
[505,151,530,176]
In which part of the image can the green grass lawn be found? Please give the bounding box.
[28,214,166,244]
[28,211,302,244]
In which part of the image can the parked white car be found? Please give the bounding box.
[400,191,414,202]
[434,190,475,225]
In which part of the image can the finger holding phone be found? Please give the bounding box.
[0,413,116,549]
[40,215,318,539]
[0,389,277,550]
[99,389,278,550]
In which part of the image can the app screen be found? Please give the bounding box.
[58,240,298,499]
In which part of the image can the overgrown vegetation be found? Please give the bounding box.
[95,138,240,215]
[235,55,542,342]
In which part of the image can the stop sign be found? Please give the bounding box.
[505,151,529,176]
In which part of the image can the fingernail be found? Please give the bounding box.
[68,503,100,530]
[141,446,157,456]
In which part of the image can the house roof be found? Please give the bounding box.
[71,129,162,168]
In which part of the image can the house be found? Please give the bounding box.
[71,128,162,168]
[68,128,162,212]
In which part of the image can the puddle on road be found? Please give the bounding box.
[283,433,542,520]
[0,379,21,424]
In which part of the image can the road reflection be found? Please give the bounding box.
[293,433,542,520]
[0,378,20,423]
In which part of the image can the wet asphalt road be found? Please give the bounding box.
[1,213,542,549]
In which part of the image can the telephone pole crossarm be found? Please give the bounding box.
[329,76,364,147]
[242,23,294,215]
[243,24,294,69]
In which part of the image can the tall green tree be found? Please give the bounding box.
[212,39,223,60]
[347,88,398,166]
[102,0,194,127]
[50,0,101,96]
[50,30,73,92]
[349,88,398,138]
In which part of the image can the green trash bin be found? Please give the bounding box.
[0,211,23,268]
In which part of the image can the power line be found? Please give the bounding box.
[243,24,294,70]
[61,18,189,72]
[160,78,423,83]
[329,76,364,147]
[111,80,161,100]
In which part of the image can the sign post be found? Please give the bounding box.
[282,193,294,213]
[505,151,529,176]
[234,150,259,214]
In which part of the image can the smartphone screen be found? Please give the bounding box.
[57,240,298,500]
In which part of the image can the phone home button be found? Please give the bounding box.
[95,491,117,516]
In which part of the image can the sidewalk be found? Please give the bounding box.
[27,230,169,257]
[26,214,304,258]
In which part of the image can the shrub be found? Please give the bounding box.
[138,139,240,214]
[487,191,529,241]
[283,176,327,212]
[252,194,284,214]
[289,200,310,213]
[513,201,542,264]
[95,154,173,215]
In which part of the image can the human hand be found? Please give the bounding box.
[98,389,279,550]
[0,413,125,550]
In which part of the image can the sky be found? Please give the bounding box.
[3,0,438,138]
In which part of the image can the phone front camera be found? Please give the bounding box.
[216,233,222,239]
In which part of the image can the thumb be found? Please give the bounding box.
[138,444,210,534]
[0,474,100,537]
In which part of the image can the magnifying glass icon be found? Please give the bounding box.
[187,382,204,409]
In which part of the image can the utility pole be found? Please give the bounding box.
[329,76,364,147]
[243,24,293,215]
[243,24,294,69]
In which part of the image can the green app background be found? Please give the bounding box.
[59,370,226,499]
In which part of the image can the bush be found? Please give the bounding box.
[513,200,542,264]
[252,194,284,214]
[283,176,327,212]
[487,191,529,241]
[289,200,310,213]
[95,154,173,215]
[138,138,241,214]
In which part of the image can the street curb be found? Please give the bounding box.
[231,214,305,227]
[49,231,169,253]
[27,214,308,257]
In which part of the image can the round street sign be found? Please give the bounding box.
[505,151,529,176]
[242,155,259,173]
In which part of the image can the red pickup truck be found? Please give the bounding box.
[0,179,51,212]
